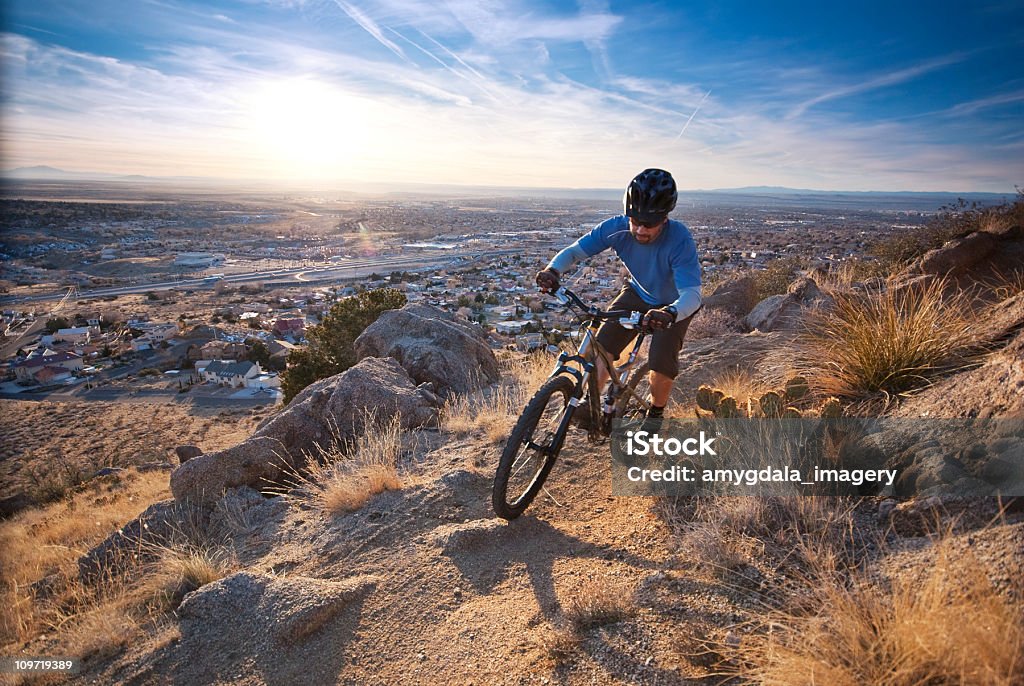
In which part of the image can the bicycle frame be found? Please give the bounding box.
[543,288,651,439]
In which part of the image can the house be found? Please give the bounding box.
[495,320,531,335]
[200,360,262,388]
[200,340,246,360]
[13,351,84,382]
[516,333,546,352]
[54,327,92,345]
[267,339,299,365]
[272,318,305,339]
[34,365,73,385]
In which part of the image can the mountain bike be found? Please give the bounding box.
[492,287,653,520]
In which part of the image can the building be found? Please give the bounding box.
[174,252,226,268]
[53,327,92,345]
[130,323,180,351]
[272,318,306,339]
[199,360,262,388]
[13,351,84,382]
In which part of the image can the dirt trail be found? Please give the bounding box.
[85,429,755,685]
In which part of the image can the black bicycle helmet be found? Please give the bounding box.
[624,168,677,222]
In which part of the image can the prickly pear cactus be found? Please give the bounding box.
[716,395,741,418]
[819,397,843,419]
[784,376,809,402]
[696,385,718,411]
[758,391,783,418]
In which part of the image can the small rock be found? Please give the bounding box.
[175,445,204,464]
[94,467,125,477]
[877,499,897,522]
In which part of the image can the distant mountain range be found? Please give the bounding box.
[1,166,1014,204]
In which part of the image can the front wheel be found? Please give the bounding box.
[493,375,577,520]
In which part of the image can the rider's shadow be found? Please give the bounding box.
[440,516,661,620]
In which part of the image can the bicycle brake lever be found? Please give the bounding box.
[618,311,642,329]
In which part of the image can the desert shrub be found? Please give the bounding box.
[752,257,804,302]
[281,288,406,404]
[792,278,979,401]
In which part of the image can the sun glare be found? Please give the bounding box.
[243,79,371,178]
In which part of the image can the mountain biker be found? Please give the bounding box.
[535,168,702,421]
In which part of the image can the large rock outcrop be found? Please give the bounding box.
[743,277,833,332]
[702,275,758,318]
[898,220,1024,284]
[354,303,499,395]
[170,357,440,505]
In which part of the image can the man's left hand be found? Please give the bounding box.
[643,307,676,331]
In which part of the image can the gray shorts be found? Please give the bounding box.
[595,284,696,379]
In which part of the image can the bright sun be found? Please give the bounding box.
[244,78,371,178]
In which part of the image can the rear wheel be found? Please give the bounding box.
[493,375,576,520]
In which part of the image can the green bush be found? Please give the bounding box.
[281,288,406,404]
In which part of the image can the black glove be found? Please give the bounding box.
[643,306,677,331]
[535,268,560,293]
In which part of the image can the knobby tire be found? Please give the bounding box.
[492,375,576,520]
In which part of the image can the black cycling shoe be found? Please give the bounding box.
[640,406,665,434]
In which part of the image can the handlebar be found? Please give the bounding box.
[551,287,643,329]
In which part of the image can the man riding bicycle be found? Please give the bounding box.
[535,168,702,421]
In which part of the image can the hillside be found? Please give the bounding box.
[2,198,1023,685]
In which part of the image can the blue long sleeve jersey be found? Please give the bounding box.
[547,216,703,319]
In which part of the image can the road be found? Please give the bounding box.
[1,249,519,305]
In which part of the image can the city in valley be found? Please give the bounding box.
[0,179,993,411]
[0,179,1007,501]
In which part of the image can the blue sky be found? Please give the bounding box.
[2,0,1022,191]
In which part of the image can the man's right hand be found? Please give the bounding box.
[536,268,560,293]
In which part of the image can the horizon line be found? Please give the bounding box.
[1,165,1017,197]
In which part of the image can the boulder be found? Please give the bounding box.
[0,493,37,519]
[175,445,204,464]
[702,275,758,317]
[909,232,996,277]
[171,357,440,505]
[354,303,499,395]
[743,277,833,332]
[174,571,377,682]
[78,499,185,584]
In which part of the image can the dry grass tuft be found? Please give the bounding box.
[562,578,636,632]
[707,367,766,414]
[287,412,406,515]
[728,542,1024,685]
[984,268,1024,302]
[0,471,170,649]
[659,495,859,580]
[141,544,235,612]
[440,350,556,446]
[793,277,981,401]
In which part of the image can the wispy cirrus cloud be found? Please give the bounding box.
[786,53,968,119]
